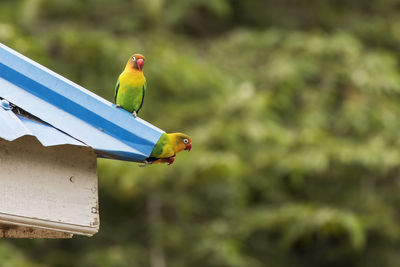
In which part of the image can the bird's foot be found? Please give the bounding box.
[167,157,175,165]
[116,104,121,108]
[132,111,137,118]
[139,160,151,167]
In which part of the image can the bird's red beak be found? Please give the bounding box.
[185,143,192,152]
[137,58,144,70]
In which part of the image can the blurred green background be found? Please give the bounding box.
[2,0,400,266]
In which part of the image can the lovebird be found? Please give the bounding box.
[114,54,146,117]
[140,133,192,166]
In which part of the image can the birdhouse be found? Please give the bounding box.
[0,43,164,238]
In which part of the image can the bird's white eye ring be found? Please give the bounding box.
[183,139,189,144]
[132,56,136,61]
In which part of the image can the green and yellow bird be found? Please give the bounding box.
[141,133,192,166]
[114,54,146,117]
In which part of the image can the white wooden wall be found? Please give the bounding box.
[0,136,99,238]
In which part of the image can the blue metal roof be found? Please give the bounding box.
[0,43,164,162]
[0,106,86,147]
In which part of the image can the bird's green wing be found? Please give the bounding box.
[150,133,167,157]
[114,77,120,103]
[137,80,146,112]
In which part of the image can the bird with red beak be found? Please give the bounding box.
[140,133,192,166]
[114,53,147,117]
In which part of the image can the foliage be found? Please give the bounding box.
[2,0,400,266]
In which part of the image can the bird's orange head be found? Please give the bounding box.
[170,133,192,153]
[127,53,146,71]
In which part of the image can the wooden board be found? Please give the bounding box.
[0,224,72,238]
[0,136,99,237]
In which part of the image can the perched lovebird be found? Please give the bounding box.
[114,54,146,117]
[140,133,192,166]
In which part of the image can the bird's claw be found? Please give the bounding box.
[132,111,137,118]
[167,157,175,165]
[139,160,151,167]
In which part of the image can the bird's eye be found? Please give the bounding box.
[131,56,136,61]
[183,139,189,144]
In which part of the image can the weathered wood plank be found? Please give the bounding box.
[0,224,72,238]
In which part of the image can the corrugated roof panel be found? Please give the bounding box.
[17,116,86,147]
[0,107,30,142]
[0,43,164,162]
[0,107,86,147]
